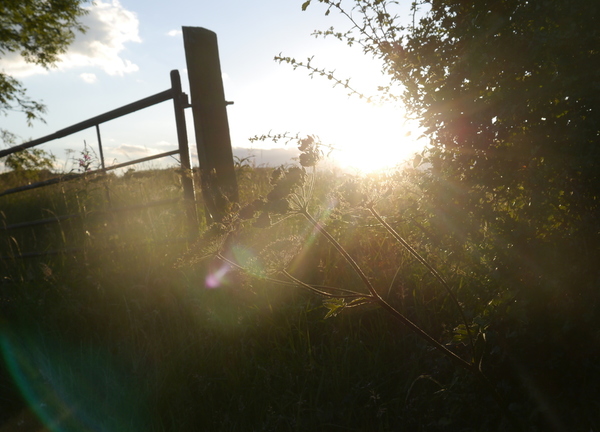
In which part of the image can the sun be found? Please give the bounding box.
[324,102,426,174]
[239,48,427,173]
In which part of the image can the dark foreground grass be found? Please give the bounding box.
[0,169,373,430]
[0,166,496,431]
[1,254,495,432]
[3,165,597,431]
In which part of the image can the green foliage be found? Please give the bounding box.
[301,0,600,287]
[301,0,600,220]
[3,147,55,172]
[388,1,600,282]
[272,1,600,428]
[2,146,56,182]
[0,73,46,131]
[0,0,89,138]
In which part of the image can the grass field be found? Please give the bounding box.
[1,161,597,431]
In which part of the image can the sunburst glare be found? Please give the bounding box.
[327,103,426,174]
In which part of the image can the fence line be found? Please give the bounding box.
[0,69,199,260]
[0,90,174,161]
[0,149,182,199]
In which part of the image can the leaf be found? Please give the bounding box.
[452,323,478,344]
[323,298,346,319]
[347,297,373,308]
[301,1,311,11]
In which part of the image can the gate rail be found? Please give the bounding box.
[0,69,199,259]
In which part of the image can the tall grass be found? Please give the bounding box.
[1,160,517,431]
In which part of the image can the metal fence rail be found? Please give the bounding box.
[0,70,199,259]
[0,88,174,160]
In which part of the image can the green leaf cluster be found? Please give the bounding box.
[0,0,89,141]
[4,147,55,172]
[387,1,600,325]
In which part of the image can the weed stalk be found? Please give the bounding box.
[299,205,521,431]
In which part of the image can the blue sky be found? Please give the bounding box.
[3,0,424,172]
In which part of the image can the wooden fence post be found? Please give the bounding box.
[182,26,239,223]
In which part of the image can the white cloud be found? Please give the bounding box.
[113,144,152,157]
[80,73,98,84]
[1,61,48,78]
[166,29,182,37]
[3,0,141,78]
[155,140,174,149]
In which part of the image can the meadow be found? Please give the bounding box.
[0,154,597,431]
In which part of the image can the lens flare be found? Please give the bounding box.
[0,328,147,432]
[205,262,232,289]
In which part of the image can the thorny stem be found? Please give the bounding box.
[367,204,476,356]
[299,207,473,372]
[274,55,369,101]
[300,206,522,431]
[319,0,394,54]
[216,252,362,298]
[282,269,366,299]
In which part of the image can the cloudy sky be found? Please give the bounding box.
[3,0,425,173]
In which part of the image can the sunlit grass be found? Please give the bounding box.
[0,164,510,431]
